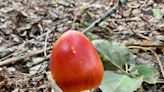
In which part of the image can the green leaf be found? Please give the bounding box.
[128,52,136,65]
[129,65,159,84]
[152,8,163,19]
[92,39,130,69]
[88,36,96,41]
[29,64,42,74]
[26,57,44,67]
[100,71,143,92]
[52,0,59,4]
[26,57,45,74]
[99,53,118,70]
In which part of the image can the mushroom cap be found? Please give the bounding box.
[50,30,104,92]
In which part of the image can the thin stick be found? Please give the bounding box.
[0,47,52,66]
[81,0,128,34]
[151,50,164,78]
[35,29,52,75]
[125,42,164,47]
[44,30,51,57]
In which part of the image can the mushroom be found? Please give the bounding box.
[50,30,104,92]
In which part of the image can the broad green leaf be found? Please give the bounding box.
[100,71,143,92]
[129,65,159,84]
[92,39,131,69]
[99,53,118,70]
[152,8,163,19]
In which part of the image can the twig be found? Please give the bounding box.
[125,63,128,72]
[81,0,128,34]
[44,30,51,57]
[124,42,164,47]
[132,30,151,40]
[110,16,141,22]
[35,29,51,74]
[151,50,164,78]
[157,79,164,83]
[0,47,52,66]
[0,47,28,61]
[128,46,151,51]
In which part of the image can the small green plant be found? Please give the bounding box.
[92,39,159,92]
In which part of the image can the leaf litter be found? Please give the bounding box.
[0,0,164,92]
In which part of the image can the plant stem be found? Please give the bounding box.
[81,0,128,34]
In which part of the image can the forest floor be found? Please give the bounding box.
[0,0,164,92]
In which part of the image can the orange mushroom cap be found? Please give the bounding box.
[50,30,104,92]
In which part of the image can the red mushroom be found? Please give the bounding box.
[50,30,104,92]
